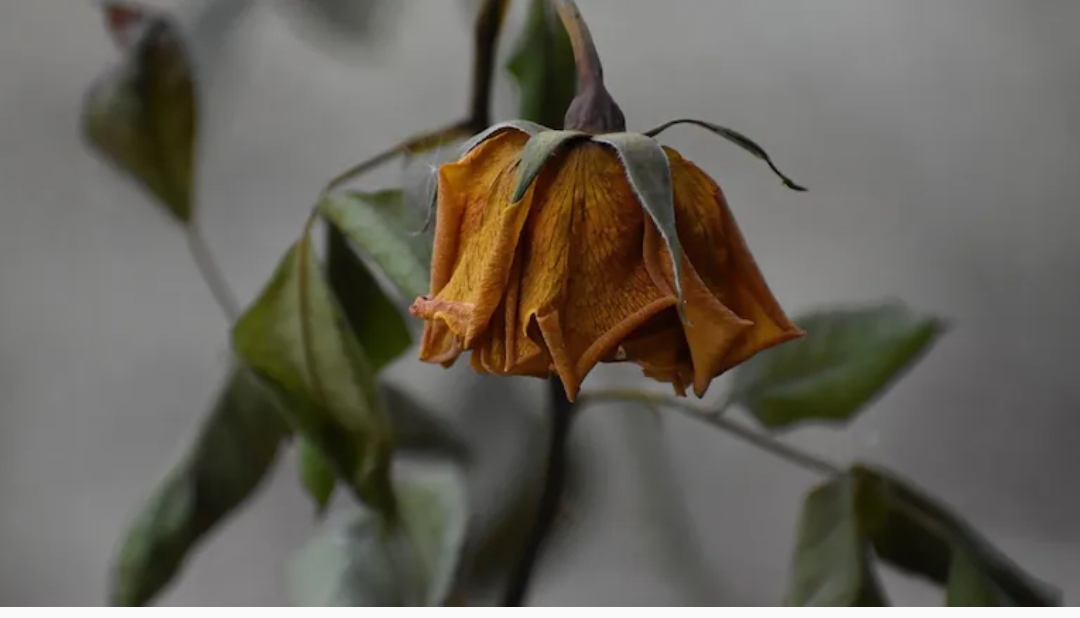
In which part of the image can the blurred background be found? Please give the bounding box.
[2,0,1079,606]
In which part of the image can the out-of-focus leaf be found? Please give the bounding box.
[853,465,1058,607]
[232,232,394,515]
[326,224,412,369]
[277,0,401,60]
[289,468,468,606]
[297,437,336,515]
[319,190,431,301]
[507,0,577,129]
[382,383,470,462]
[110,366,288,606]
[308,223,412,509]
[730,302,946,430]
[84,6,196,223]
[784,475,888,606]
[947,547,1009,606]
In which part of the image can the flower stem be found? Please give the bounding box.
[580,390,844,478]
[550,0,603,94]
[185,222,239,322]
[502,378,576,606]
[549,0,625,133]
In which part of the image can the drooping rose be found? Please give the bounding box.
[409,121,803,401]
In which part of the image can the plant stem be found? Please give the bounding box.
[185,223,239,322]
[580,390,844,478]
[468,0,510,132]
[502,378,576,606]
[550,0,603,93]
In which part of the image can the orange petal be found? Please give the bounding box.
[665,147,804,373]
[411,130,533,348]
[643,224,752,397]
[617,309,695,396]
[517,143,676,398]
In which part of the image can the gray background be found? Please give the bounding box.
[2,0,1079,606]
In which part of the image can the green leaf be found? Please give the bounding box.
[83,7,196,223]
[643,118,806,191]
[289,468,468,606]
[785,475,888,606]
[511,130,588,202]
[853,465,1059,606]
[592,133,686,320]
[110,366,288,606]
[297,437,336,515]
[507,0,577,129]
[319,190,432,302]
[459,120,549,158]
[730,302,946,430]
[326,223,412,369]
[947,547,1009,606]
[299,223,414,510]
[232,232,395,515]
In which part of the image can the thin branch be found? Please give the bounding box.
[580,390,844,478]
[322,0,509,192]
[502,378,576,606]
[184,223,239,322]
[323,121,471,192]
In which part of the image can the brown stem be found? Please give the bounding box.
[501,378,575,606]
[550,0,603,93]
[468,0,510,132]
[550,0,624,133]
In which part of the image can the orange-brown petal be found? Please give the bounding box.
[643,224,753,397]
[665,147,804,373]
[411,129,533,351]
[517,142,676,400]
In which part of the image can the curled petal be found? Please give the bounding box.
[592,132,688,323]
[517,142,674,400]
[411,129,533,352]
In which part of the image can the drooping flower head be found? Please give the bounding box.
[409,0,805,401]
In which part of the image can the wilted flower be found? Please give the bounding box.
[409,0,803,401]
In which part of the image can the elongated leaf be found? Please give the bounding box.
[319,190,431,301]
[326,223,412,369]
[289,468,468,606]
[643,118,806,191]
[785,475,887,606]
[511,130,587,202]
[592,133,685,318]
[299,223,413,510]
[232,233,394,514]
[297,437,336,515]
[110,366,288,606]
[507,0,577,129]
[730,302,946,430]
[295,382,469,514]
[947,547,1009,606]
[853,465,1059,606]
[84,7,196,223]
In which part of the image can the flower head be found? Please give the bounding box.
[408,0,803,401]
[409,121,803,401]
